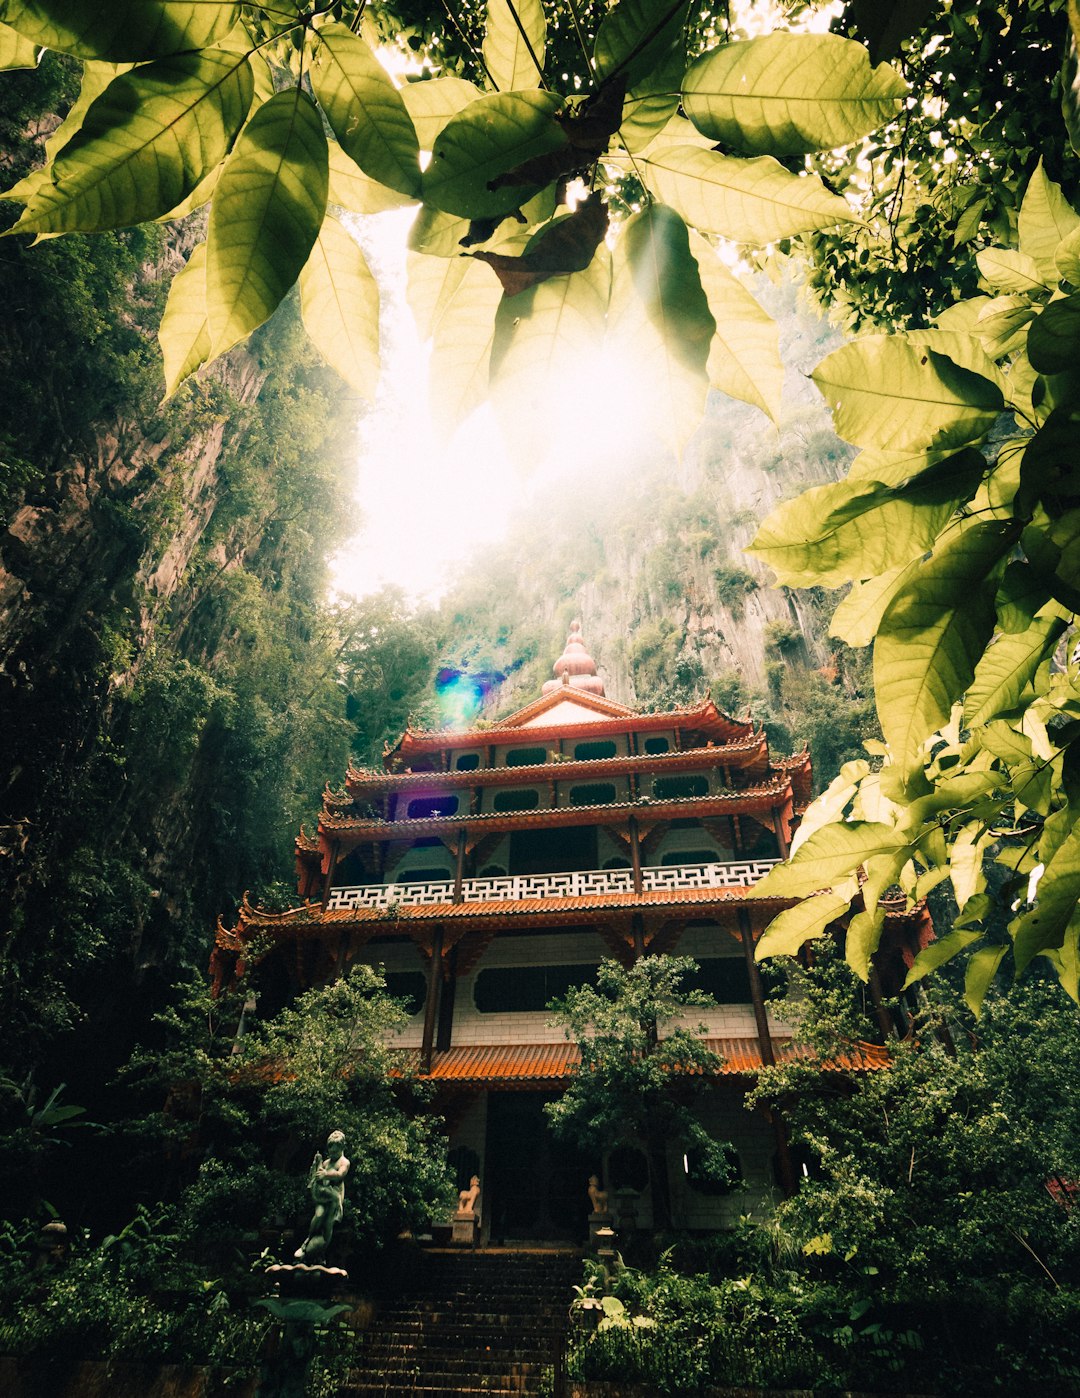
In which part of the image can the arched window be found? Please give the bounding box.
[396,866,450,883]
[406,795,459,819]
[643,736,670,754]
[506,746,547,767]
[455,753,480,771]
[569,783,618,807]
[574,739,617,761]
[492,788,540,812]
[660,848,718,866]
[474,964,597,1012]
[477,864,507,878]
[382,970,427,1015]
[653,774,708,800]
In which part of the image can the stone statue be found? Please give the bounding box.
[457,1174,481,1216]
[294,1130,350,1263]
[587,1174,608,1215]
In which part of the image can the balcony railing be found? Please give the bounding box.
[324,859,780,911]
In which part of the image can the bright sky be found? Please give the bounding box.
[329,207,656,604]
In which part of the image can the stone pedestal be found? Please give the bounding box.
[451,1209,478,1246]
[587,1211,614,1248]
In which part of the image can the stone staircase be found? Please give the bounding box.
[342,1247,580,1397]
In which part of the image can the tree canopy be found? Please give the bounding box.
[5,0,1080,1010]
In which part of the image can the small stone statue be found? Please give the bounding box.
[587,1174,608,1216]
[294,1130,351,1263]
[457,1174,481,1216]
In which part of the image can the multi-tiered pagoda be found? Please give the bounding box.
[213,623,929,1241]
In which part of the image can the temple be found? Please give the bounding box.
[213,622,930,1242]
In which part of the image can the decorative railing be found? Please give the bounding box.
[325,860,780,911]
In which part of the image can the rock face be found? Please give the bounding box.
[437,276,858,731]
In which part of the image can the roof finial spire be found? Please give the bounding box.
[542,619,605,697]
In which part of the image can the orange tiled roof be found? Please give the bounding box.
[345,735,772,795]
[398,1036,890,1087]
[318,781,794,844]
[388,697,753,764]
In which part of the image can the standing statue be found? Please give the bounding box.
[587,1174,609,1215]
[294,1130,351,1263]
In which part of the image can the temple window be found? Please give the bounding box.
[406,794,459,819]
[395,866,450,883]
[602,857,631,870]
[454,753,480,771]
[505,745,548,767]
[660,848,718,866]
[382,970,427,1015]
[492,788,541,812]
[687,956,752,1004]
[573,739,617,761]
[684,1142,743,1196]
[653,774,709,800]
[568,782,618,807]
[474,963,598,1013]
[477,864,507,877]
[643,736,670,754]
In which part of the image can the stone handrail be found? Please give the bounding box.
[325,860,780,911]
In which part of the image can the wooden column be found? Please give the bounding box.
[631,912,646,960]
[771,807,790,859]
[868,963,897,1042]
[320,840,340,910]
[437,944,457,1052]
[453,829,467,903]
[420,925,444,1073]
[739,907,797,1198]
[628,815,643,895]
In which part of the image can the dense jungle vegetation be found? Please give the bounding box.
[2,0,1080,1392]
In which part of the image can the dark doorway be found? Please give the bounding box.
[509,826,598,875]
[485,1093,596,1241]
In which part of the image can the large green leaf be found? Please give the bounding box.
[901,928,984,990]
[0,19,36,67]
[621,204,714,378]
[976,246,1045,294]
[407,251,472,340]
[964,944,1008,1016]
[637,144,854,244]
[400,76,482,150]
[491,251,609,390]
[620,49,683,153]
[159,240,209,396]
[299,214,380,401]
[748,451,983,588]
[964,611,1067,727]
[423,90,565,219]
[749,822,908,900]
[607,249,709,456]
[689,231,781,421]
[310,23,421,200]
[755,892,851,961]
[1026,292,1080,373]
[875,521,1017,776]
[0,0,237,61]
[829,562,919,647]
[426,258,504,434]
[482,0,546,92]
[811,336,1003,452]
[594,0,688,92]
[1011,823,1080,972]
[206,88,328,357]
[6,49,252,236]
[1018,158,1080,284]
[682,32,904,157]
[327,141,415,215]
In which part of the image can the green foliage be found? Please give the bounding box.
[126,968,455,1250]
[749,147,1080,1004]
[0,1,908,445]
[546,956,732,1229]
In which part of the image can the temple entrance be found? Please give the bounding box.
[484,1092,595,1242]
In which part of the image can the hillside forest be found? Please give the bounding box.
[1,0,1080,1393]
